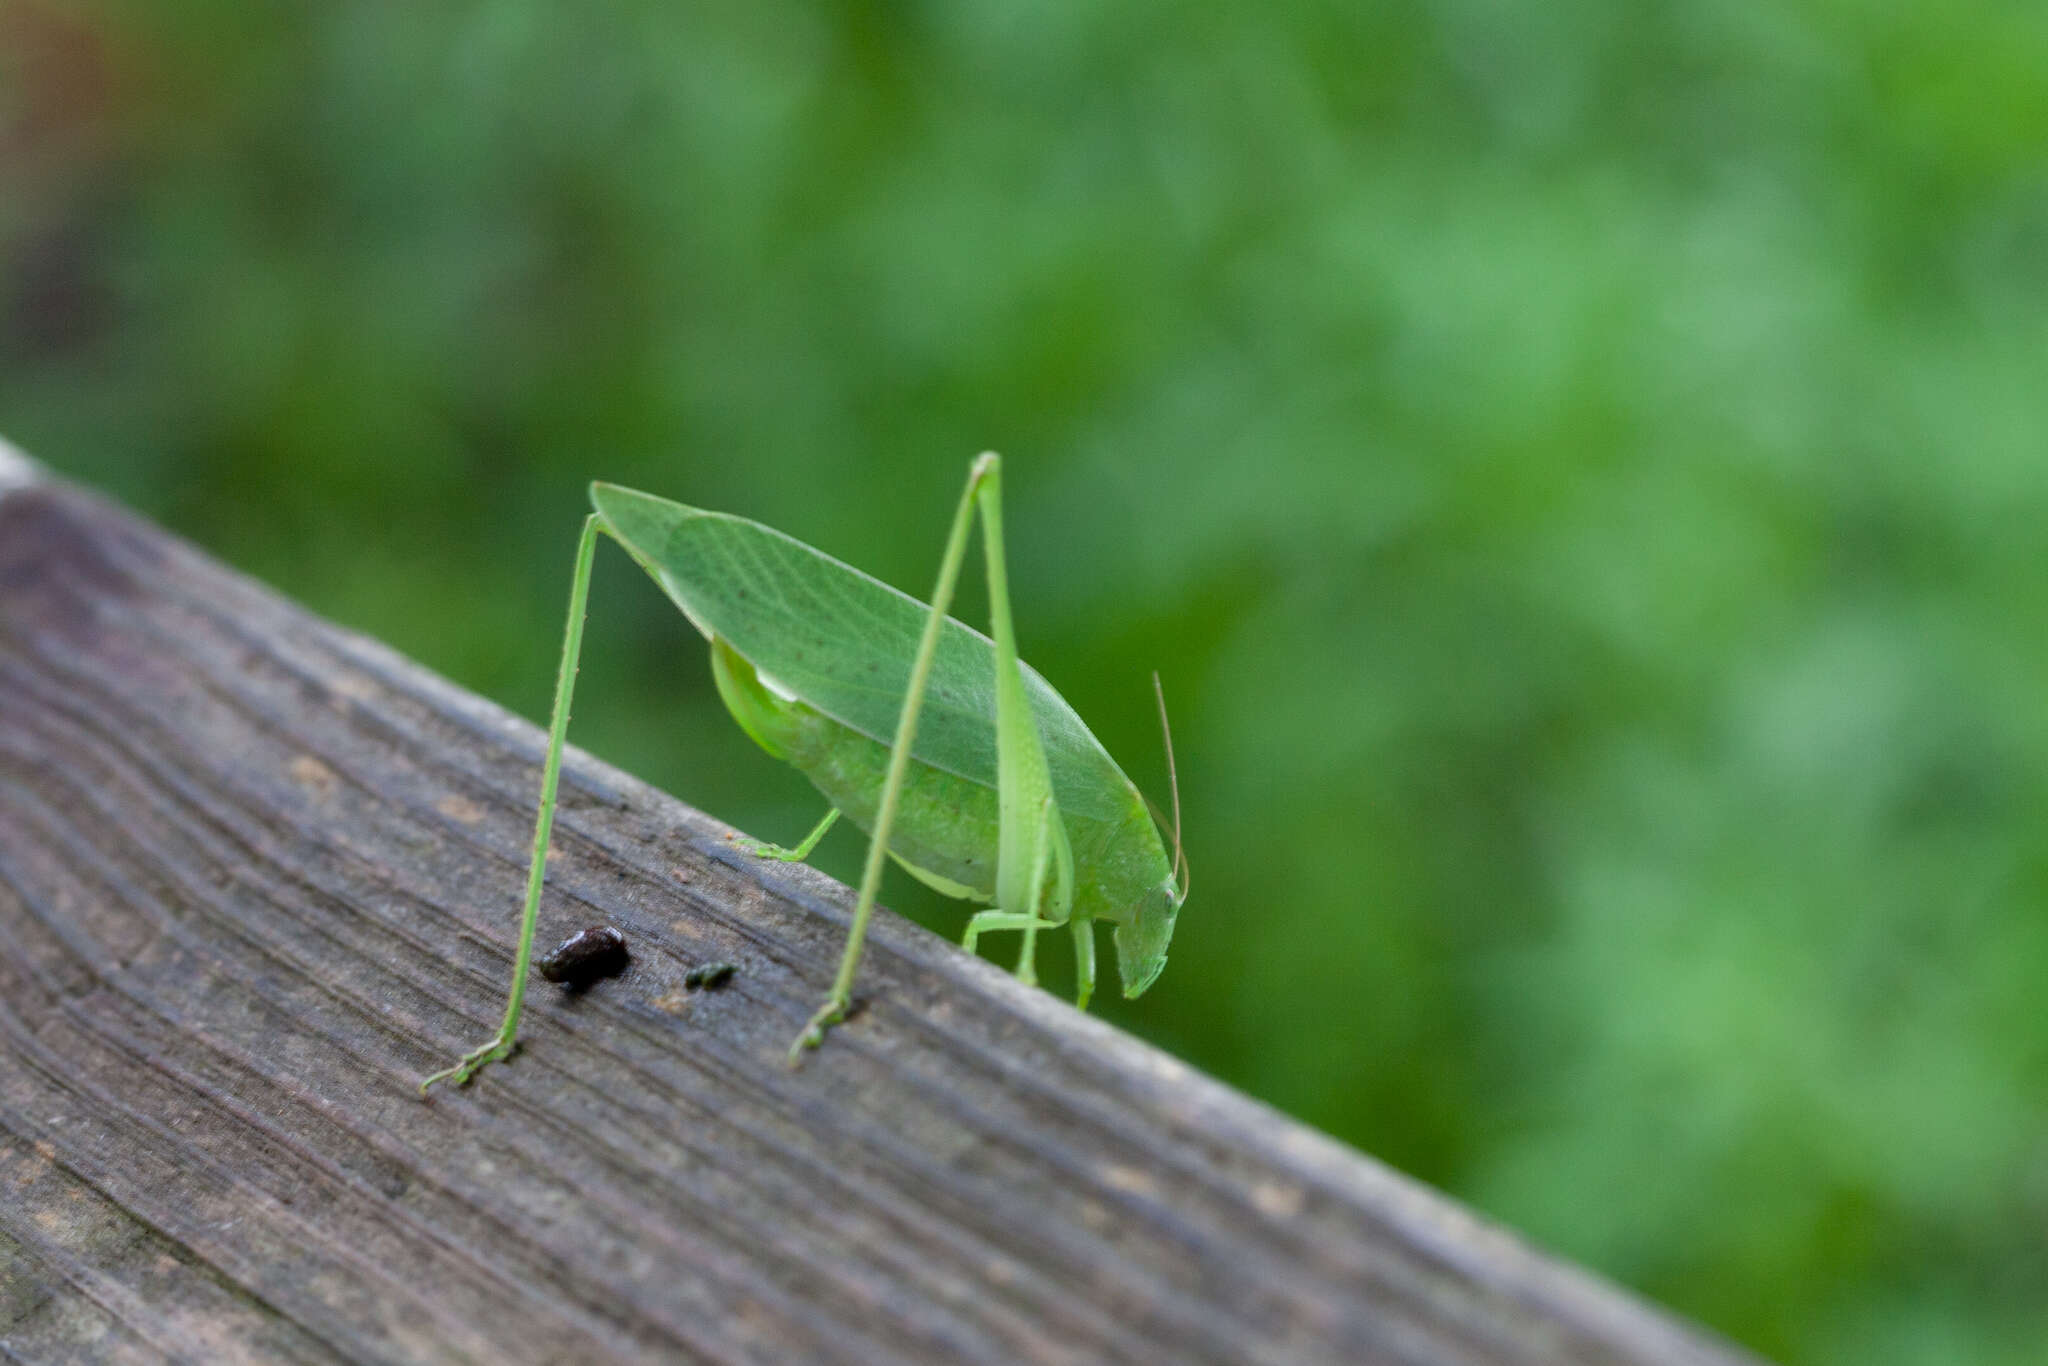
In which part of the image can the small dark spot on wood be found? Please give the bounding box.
[537,926,629,990]
[684,961,737,990]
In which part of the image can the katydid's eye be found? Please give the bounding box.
[537,925,630,989]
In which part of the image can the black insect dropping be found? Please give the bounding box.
[683,961,737,991]
[537,925,629,990]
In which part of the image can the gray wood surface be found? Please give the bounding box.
[0,452,1765,1365]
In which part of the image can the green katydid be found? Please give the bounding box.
[419,452,1185,1091]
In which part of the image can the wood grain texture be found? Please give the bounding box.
[0,463,1766,1366]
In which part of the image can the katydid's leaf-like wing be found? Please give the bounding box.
[590,483,1136,824]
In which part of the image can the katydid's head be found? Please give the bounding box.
[1113,875,1182,998]
[1115,673,1189,999]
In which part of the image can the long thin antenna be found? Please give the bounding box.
[1153,672,1185,897]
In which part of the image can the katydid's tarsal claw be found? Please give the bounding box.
[787,998,848,1067]
[419,1037,520,1095]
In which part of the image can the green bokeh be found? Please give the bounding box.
[6,3,2047,1361]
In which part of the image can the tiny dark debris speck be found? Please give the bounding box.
[683,961,737,990]
[538,925,629,989]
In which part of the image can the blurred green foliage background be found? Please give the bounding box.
[6,3,2046,1360]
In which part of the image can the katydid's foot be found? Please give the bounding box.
[418,1036,519,1095]
[732,808,839,863]
[730,834,812,861]
[787,995,848,1066]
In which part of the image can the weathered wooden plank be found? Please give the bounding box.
[0,444,1765,1365]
